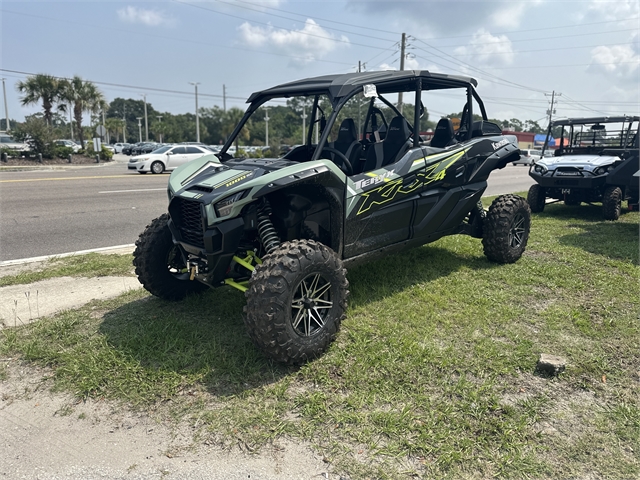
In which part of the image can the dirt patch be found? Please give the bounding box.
[0,361,334,480]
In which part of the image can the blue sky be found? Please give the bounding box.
[1,0,638,127]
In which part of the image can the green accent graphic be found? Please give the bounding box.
[357,150,466,215]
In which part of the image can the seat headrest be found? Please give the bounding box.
[337,118,357,144]
[385,116,411,144]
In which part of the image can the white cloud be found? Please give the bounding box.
[117,6,174,27]
[587,0,640,20]
[454,29,514,66]
[588,40,640,79]
[346,0,543,34]
[238,19,349,65]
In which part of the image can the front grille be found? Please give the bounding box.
[172,198,205,248]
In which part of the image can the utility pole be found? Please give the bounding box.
[102,110,108,144]
[264,106,270,148]
[69,104,73,140]
[136,117,143,143]
[398,33,406,114]
[156,116,163,143]
[302,105,307,144]
[189,82,201,142]
[1,78,10,132]
[141,94,149,141]
[544,91,561,149]
[122,109,126,143]
[223,84,227,112]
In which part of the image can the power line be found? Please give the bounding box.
[0,9,354,66]
[206,0,639,42]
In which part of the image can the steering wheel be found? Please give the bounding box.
[320,147,353,176]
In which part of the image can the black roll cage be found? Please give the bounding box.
[217,72,488,163]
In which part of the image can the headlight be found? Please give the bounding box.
[139,157,149,162]
[214,190,247,217]
[594,165,614,176]
[534,164,547,174]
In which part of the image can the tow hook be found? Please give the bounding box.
[188,261,200,281]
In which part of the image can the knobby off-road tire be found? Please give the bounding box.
[602,186,622,221]
[244,240,349,365]
[527,184,546,213]
[133,213,209,300]
[482,194,531,264]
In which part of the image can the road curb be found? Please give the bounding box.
[0,244,136,267]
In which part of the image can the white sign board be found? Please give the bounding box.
[93,138,101,152]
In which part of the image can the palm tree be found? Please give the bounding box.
[222,107,250,151]
[16,74,66,125]
[105,117,124,143]
[60,76,106,148]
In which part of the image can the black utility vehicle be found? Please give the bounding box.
[134,71,531,364]
[528,116,639,220]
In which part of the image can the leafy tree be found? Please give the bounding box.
[222,107,249,149]
[13,115,57,158]
[106,98,157,143]
[16,74,66,125]
[104,117,125,143]
[60,76,106,149]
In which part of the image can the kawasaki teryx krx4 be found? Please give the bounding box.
[134,71,530,364]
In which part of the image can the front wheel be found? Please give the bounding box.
[482,194,531,264]
[602,186,621,220]
[244,240,349,365]
[151,161,165,174]
[133,214,209,300]
[527,184,546,213]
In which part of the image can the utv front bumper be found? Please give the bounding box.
[167,196,245,286]
[529,169,608,190]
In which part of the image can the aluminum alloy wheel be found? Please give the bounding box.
[291,273,333,337]
[151,162,164,174]
[508,213,526,248]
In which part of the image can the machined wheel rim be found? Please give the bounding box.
[509,213,526,248]
[291,273,333,337]
[152,162,163,174]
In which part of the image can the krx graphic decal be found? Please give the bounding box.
[356,150,465,215]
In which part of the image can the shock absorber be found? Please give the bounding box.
[257,200,281,254]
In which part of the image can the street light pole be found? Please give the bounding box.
[189,82,200,142]
[141,94,148,141]
[1,78,10,132]
[69,104,74,141]
[136,117,143,143]
[264,106,270,149]
[156,116,163,143]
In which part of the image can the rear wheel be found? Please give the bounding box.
[151,161,165,174]
[527,184,546,213]
[133,214,208,300]
[482,194,531,264]
[602,186,621,220]
[244,240,349,365]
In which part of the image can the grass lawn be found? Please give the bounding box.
[1,199,638,479]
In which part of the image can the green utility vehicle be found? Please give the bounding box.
[134,71,531,364]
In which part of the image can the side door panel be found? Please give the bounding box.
[343,150,426,258]
[166,146,187,170]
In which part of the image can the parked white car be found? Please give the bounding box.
[113,142,130,154]
[0,133,30,152]
[128,144,213,174]
[513,148,543,166]
[54,139,82,153]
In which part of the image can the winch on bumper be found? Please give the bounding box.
[167,196,246,286]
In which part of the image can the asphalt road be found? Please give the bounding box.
[0,158,534,261]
